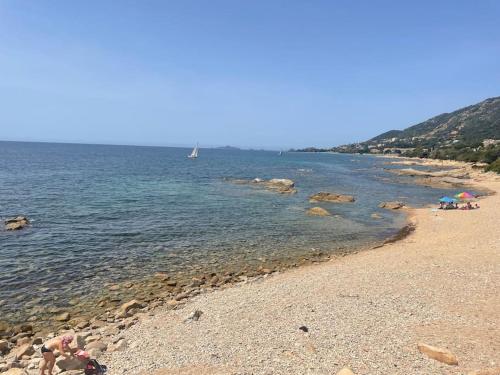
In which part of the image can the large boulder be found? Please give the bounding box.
[55,356,88,371]
[307,207,331,216]
[309,192,355,203]
[379,201,404,210]
[417,343,458,366]
[5,216,29,231]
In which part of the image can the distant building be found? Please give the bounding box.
[483,139,500,147]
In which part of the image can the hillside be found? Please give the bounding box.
[301,97,500,170]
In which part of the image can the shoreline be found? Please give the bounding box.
[1,162,498,374]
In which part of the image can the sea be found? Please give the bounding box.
[0,141,457,325]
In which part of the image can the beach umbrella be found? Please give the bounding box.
[439,196,457,203]
[455,191,475,200]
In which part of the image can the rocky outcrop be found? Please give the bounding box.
[4,216,29,231]
[263,179,296,194]
[378,201,404,209]
[417,343,458,366]
[307,207,331,216]
[230,178,297,194]
[309,192,355,203]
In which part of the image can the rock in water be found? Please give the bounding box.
[309,192,355,203]
[371,213,382,219]
[417,343,458,365]
[265,179,297,194]
[307,207,331,216]
[54,312,70,322]
[4,216,29,231]
[337,368,356,375]
[379,201,404,209]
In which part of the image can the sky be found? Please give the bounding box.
[0,1,499,149]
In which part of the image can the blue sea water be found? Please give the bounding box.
[0,141,456,323]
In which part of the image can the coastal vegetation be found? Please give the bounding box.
[295,97,500,172]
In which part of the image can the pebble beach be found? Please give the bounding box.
[1,160,499,375]
[101,163,500,375]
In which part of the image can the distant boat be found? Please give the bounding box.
[188,143,199,159]
[279,151,283,156]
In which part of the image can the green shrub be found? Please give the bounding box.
[485,158,500,173]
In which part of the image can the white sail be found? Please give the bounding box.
[188,143,199,158]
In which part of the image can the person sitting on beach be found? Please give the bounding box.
[467,202,473,210]
[475,203,480,209]
[40,335,75,375]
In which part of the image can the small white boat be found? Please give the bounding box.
[188,143,199,159]
[279,151,283,156]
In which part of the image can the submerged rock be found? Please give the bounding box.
[5,216,29,231]
[309,192,355,203]
[264,179,296,194]
[378,201,405,210]
[230,178,297,194]
[307,207,331,216]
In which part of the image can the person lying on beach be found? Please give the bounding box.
[40,335,75,375]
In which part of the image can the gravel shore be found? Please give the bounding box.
[102,170,500,374]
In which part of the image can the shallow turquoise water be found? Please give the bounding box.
[0,141,456,322]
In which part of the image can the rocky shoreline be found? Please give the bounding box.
[2,159,495,374]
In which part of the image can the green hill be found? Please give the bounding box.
[326,97,500,167]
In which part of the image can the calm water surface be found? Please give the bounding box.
[0,142,456,323]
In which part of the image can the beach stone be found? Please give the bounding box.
[13,344,34,359]
[55,356,87,371]
[371,213,382,219]
[417,343,458,365]
[379,201,404,209]
[121,299,143,311]
[309,192,355,203]
[85,335,100,344]
[337,368,356,375]
[155,272,170,281]
[86,340,107,353]
[15,337,31,346]
[3,369,28,375]
[54,312,70,322]
[185,310,203,322]
[108,284,120,291]
[108,339,127,352]
[0,339,9,353]
[307,207,331,216]
[174,292,189,301]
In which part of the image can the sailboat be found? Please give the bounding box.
[188,143,199,159]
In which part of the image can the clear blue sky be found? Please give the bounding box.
[0,1,499,149]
